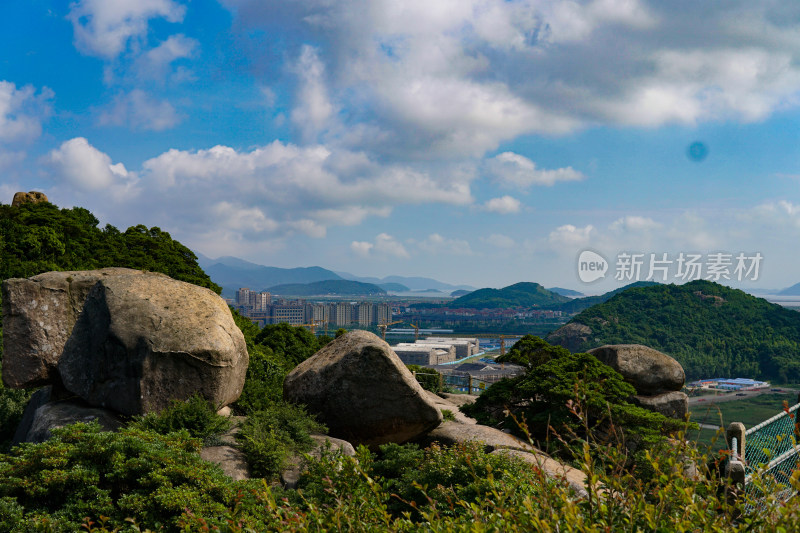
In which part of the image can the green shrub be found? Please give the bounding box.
[0,422,257,532]
[406,364,444,393]
[128,394,232,445]
[0,384,31,452]
[236,402,327,479]
[441,409,455,421]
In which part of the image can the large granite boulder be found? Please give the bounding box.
[12,191,49,207]
[21,400,124,444]
[588,344,684,395]
[2,268,147,388]
[58,273,248,415]
[283,330,442,447]
[631,391,689,420]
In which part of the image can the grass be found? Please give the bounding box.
[688,392,796,430]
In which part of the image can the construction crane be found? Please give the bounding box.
[296,320,326,335]
[377,320,402,340]
[408,322,420,341]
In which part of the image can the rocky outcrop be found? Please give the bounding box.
[200,446,250,481]
[588,344,684,395]
[416,421,534,452]
[589,344,688,420]
[2,268,146,388]
[546,322,592,352]
[283,330,442,448]
[12,191,49,207]
[58,273,248,415]
[422,390,476,425]
[631,391,688,420]
[22,400,123,444]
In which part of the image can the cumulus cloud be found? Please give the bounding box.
[68,0,186,59]
[45,137,134,192]
[351,233,409,258]
[485,152,585,188]
[220,0,800,162]
[483,195,521,214]
[36,140,469,249]
[134,34,198,81]
[98,90,181,131]
[0,81,52,144]
[290,45,334,142]
[549,224,595,247]
[609,216,662,232]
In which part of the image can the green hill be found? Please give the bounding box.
[448,282,570,309]
[546,280,800,381]
[267,279,387,296]
[0,201,218,292]
[551,281,660,314]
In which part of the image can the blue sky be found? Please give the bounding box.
[2,0,800,291]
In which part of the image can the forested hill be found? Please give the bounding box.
[267,279,387,296]
[0,201,219,293]
[448,282,570,309]
[546,280,800,381]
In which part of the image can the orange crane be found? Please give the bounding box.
[408,322,420,341]
[377,320,402,340]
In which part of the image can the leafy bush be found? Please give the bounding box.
[0,422,257,532]
[236,402,327,479]
[406,364,444,393]
[128,394,232,445]
[463,348,689,465]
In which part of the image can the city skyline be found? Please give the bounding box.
[2,2,800,290]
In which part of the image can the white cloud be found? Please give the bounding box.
[45,137,135,192]
[68,0,186,59]
[352,233,409,259]
[350,241,373,257]
[290,45,334,142]
[134,34,198,81]
[98,90,180,131]
[549,224,594,247]
[483,195,521,214]
[220,0,800,161]
[609,216,662,232]
[485,152,585,188]
[0,81,52,144]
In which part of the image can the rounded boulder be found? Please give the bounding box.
[283,330,442,448]
[588,344,684,395]
[58,273,248,415]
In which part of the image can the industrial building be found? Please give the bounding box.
[393,343,456,365]
[416,337,480,359]
[688,378,770,391]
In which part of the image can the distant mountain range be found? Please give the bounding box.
[778,282,800,296]
[334,271,475,292]
[546,279,800,381]
[267,279,387,297]
[196,254,474,297]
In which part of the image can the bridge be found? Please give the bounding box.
[727,401,800,510]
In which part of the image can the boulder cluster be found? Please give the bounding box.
[5,268,690,495]
[588,344,688,419]
[3,268,249,442]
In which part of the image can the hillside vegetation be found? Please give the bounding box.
[267,279,387,296]
[448,282,570,308]
[547,280,800,381]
